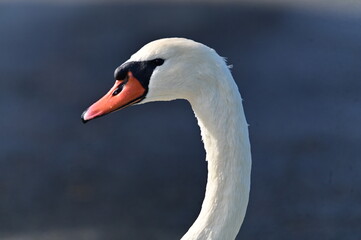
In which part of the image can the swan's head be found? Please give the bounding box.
[81,38,220,123]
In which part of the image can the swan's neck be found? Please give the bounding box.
[181,68,252,240]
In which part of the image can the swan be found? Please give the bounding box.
[81,38,252,240]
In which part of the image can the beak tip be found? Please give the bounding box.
[81,110,89,124]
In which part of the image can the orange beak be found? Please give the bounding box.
[81,71,146,123]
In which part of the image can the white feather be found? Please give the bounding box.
[130,38,251,240]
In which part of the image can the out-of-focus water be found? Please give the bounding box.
[0,3,361,240]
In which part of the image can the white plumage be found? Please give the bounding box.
[83,38,252,240]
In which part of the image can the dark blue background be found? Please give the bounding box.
[0,2,360,239]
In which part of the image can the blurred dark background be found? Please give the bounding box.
[1,1,361,239]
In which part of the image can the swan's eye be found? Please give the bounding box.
[153,58,164,66]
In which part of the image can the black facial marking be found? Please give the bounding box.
[114,58,165,90]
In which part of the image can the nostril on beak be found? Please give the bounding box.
[112,84,124,96]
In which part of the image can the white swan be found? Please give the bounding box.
[81,38,252,240]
